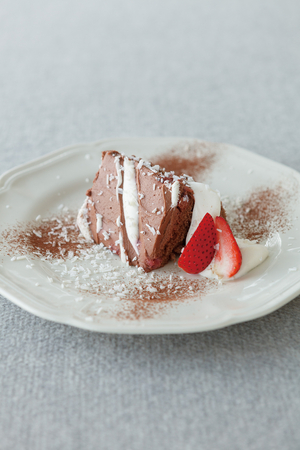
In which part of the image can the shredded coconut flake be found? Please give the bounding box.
[102,230,110,241]
[146,224,156,236]
[137,159,144,170]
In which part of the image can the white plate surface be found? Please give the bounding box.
[0,138,300,334]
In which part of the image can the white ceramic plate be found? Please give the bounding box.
[0,138,300,334]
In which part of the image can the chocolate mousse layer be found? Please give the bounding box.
[82,151,195,272]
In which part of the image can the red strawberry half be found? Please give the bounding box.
[178,213,217,274]
[214,216,242,278]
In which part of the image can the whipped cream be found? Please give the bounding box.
[186,181,269,280]
[201,238,269,280]
[96,213,103,233]
[233,239,269,279]
[77,198,94,242]
[186,182,221,244]
[118,231,126,264]
[115,156,123,201]
[123,157,139,255]
[171,180,180,207]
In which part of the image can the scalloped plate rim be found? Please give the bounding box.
[0,137,299,334]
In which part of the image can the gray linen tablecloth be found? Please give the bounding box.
[1,1,300,449]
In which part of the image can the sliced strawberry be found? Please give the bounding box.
[178,213,217,274]
[214,216,242,278]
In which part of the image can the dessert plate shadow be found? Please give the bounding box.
[0,138,300,334]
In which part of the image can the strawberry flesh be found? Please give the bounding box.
[178,213,217,274]
[214,216,242,278]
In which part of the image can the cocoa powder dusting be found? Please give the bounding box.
[0,213,218,322]
[227,183,297,242]
[112,276,218,321]
[1,213,91,260]
[151,141,217,181]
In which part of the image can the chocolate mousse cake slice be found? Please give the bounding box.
[77,150,195,272]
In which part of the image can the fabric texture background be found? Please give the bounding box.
[1,0,300,449]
